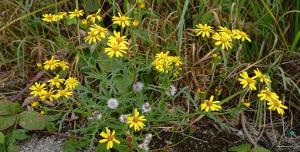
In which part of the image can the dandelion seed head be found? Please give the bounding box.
[142,102,151,113]
[119,114,128,123]
[133,81,144,92]
[166,85,177,96]
[107,98,119,109]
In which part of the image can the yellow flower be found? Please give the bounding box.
[212,32,232,50]
[232,29,251,42]
[81,19,88,25]
[108,31,128,45]
[48,75,64,88]
[90,24,108,39]
[132,20,139,27]
[86,9,102,23]
[99,128,120,150]
[200,95,222,112]
[55,88,73,99]
[267,99,288,115]
[42,13,59,23]
[138,1,145,8]
[31,101,39,108]
[112,12,131,28]
[65,77,80,89]
[69,9,84,19]
[242,100,251,107]
[257,87,279,101]
[194,24,214,37]
[84,30,102,44]
[152,52,172,73]
[40,111,45,115]
[40,89,55,102]
[238,71,257,90]
[36,63,42,69]
[170,56,183,67]
[127,108,147,131]
[56,12,67,20]
[104,42,128,58]
[43,56,60,71]
[218,26,233,36]
[58,61,69,70]
[29,82,46,96]
[253,68,271,84]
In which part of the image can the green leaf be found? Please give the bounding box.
[65,16,78,25]
[63,138,87,152]
[228,144,251,152]
[19,111,46,130]
[251,146,270,152]
[98,53,122,72]
[11,129,28,141]
[0,102,21,115]
[0,115,17,130]
[0,131,5,144]
[46,122,56,133]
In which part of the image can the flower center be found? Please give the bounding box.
[47,16,54,20]
[107,135,114,141]
[220,37,228,43]
[273,101,280,107]
[245,78,254,84]
[133,116,139,123]
[202,26,209,32]
[111,45,120,52]
[206,101,212,107]
[36,87,42,92]
[116,37,123,43]
[120,16,127,22]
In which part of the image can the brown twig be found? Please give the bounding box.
[11,71,46,101]
[241,112,257,147]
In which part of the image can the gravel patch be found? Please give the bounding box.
[18,134,65,152]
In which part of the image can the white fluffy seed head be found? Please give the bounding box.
[166,85,177,96]
[138,143,149,151]
[133,81,144,92]
[142,102,151,113]
[119,114,128,123]
[144,133,153,144]
[107,98,119,109]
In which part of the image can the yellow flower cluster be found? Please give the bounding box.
[105,31,129,58]
[42,9,133,59]
[238,68,271,91]
[29,57,80,105]
[84,24,108,44]
[42,12,67,23]
[194,24,251,50]
[29,75,79,102]
[99,109,146,150]
[152,51,183,73]
[43,56,69,71]
[238,68,288,115]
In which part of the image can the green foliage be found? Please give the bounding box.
[229,144,270,152]
[0,102,21,116]
[0,129,28,152]
[63,138,89,152]
[0,132,4,144]
[19,111,46,130]
[0,115,17,130]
